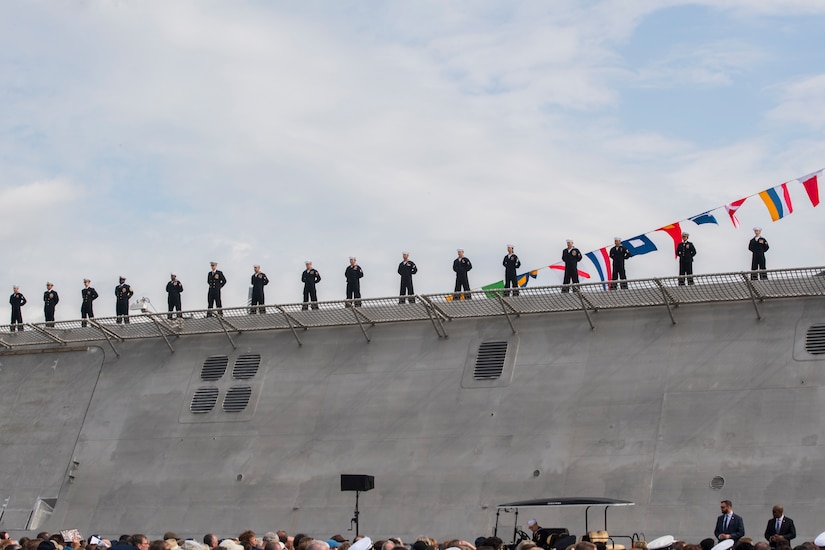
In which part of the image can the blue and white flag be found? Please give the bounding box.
[689,211,718,225]
[621,234,658,256]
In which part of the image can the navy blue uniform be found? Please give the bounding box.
[453,256,473,300]
[9,292,26,331]
[166,278,183,319]
[81,285,98,327]
[345,264,363,307]
[609,245,631,289]
[302,268,321,310]
[207,270,227,316]
[44,289,59,327]
[749,236,769,280]
[676,240,697,285]
[562,247,582,292]
[398,259,418,303]
[250,271,269,314]
[503,253,521,296]
[115,283,134,324]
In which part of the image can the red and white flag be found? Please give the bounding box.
[725,197,747,228]
[802,172,821,207]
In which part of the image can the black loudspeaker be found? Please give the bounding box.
[340,474,374,492]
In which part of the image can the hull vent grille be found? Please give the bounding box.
[190,387,219,413]
[806,324,825,355]
[474,341,508,380]
[223,386,252,412]
[201,355,229,381]
[233,353,261,379]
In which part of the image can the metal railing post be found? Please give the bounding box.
[654,278,677,325]
[740,273,764,320]
[575,285,595,330]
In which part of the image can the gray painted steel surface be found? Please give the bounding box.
[0,285,823,544]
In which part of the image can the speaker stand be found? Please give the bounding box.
[349,490,362,536]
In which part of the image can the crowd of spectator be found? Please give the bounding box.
[1,529,824,550]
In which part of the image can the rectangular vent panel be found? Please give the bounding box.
[462,336,518,388]
[201,355,228,381]
[233,353,261,379]
[793,320,825,361]
[806,324,825,355]
[223,386,252,412]
[474,341,508,379]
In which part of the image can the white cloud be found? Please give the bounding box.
[631,40,768,89]
[0,0,823,321]
[766,74,825,129]
[0,179,80,238]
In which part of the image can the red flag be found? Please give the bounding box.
[725,197,747,228]
[657,222,683,257]
[802,173,820,207]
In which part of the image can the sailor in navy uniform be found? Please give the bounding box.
[676,232,697,285]
[503,244,521,297]
[398,252,418,304]
[302,261,321,310]
[43,282,59,327]
[166,273,183,319]
[9,286,26,332]
[115,276,134,324]
[207,261,227,316]
[453,249,473,300]
[609,237,631,290]
[749,227,769,280]
[562,239,581,292]
[250,264,269,314]
[344,257,364,307]
[81,279,98,327]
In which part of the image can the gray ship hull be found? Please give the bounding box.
[1,273,824,544]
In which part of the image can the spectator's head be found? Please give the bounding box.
[720,500,733,514]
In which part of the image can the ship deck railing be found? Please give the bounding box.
[1,266,822,352]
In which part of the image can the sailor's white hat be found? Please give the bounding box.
[648,536,675,550]
[710,540,734,550]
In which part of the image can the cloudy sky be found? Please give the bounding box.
[2,0,824,322]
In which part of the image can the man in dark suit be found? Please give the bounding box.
[562,239,581,293]
[115,276,134,324]
[609,237,631,290]
[398,252,417,304]
[715,499,745,543]
[749,227,770,280]
[207,261,227,316]
[764,504,795,547]
[503,244,521,297]
[250,265,269,314]
[676,232,697,286]
[43,282,59,327]
[81,279,98,327]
